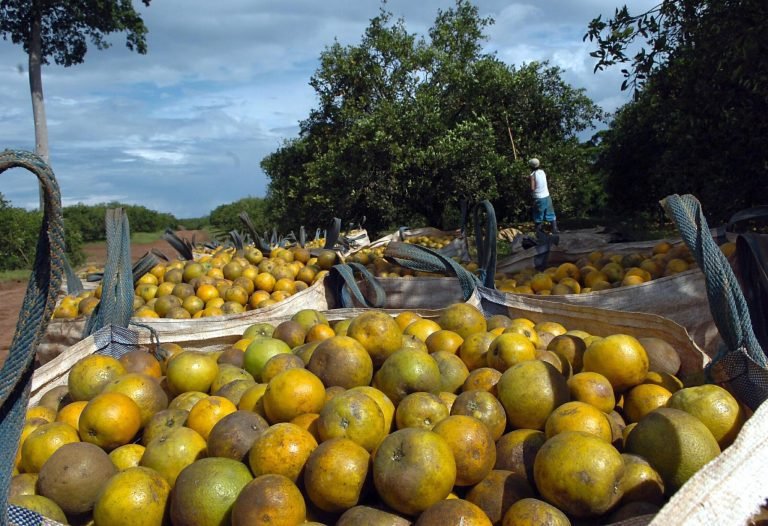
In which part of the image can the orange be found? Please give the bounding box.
[140,426,207,486]
[170,457,253,526]
[165,351,219,395]
[243,337,292,381]
[260,353,306,384]
[395,392,449,431]
[303,438,370,512]
[167,391,208,412]
[26,405,57,423]
[534,431,624,517]
[494,429,546,485]
[395,311,423,331]
[623,383,673,423]
[502,498,570,526]
[458,332,497,371]
[67,354,127,401]
[262,368,326,423]
[426,329,464,354]
[582,334,649,393]
[347,310,403,367]
[254,272,276,292]
[108,443,146,471]
[248,422,318,482]
[373,428,457,516]
[79,392,142,451]
[486,333,536,372]
[667,384,746,448]
[403,319,442,342]
[231,474,307,525]
[20,422,80,473]
[466,470,534,524]
[567,371,616,413]
[544,401,613,442]
[290,412,321,441]
[102,372,169,428]
[462,367,502,396]
[451,390,507,441]
[55,400,88,430]
[433,415,496,486]
[437,303,487,339]
[307,335,373,389]
[238,383,268,414]
[196,283,220,302]
[305,323,335,343]
[373,349,441,405]
[433,351,471,394]
[317,390,386,452]
[118,349,162,379]
[91,467,170,525]
[186,395,237,441]
[416,499,493,526]
[496,360,570,430]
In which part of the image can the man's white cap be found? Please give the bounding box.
[528,158,540,169]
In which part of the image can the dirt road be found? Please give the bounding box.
[0,230,209,367]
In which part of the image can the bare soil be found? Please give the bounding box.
[0,230,209,367]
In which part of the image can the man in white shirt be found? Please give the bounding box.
[529,158,559,234]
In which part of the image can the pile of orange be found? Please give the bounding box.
[14,304,746,525]
[494,240,736,295]
[52,246,339,320]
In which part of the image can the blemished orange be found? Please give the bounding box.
[462,367,502,397]
[248,422,318,482]
[623,383,673,423]
[415,499,493,526]
[26,405,57,423]
[317,390,387,452]
[395,392,449,431]
[101,372,169,428]
[544,401,613,443]
[78,392,142,451]
[67,354,127,401]
[567,371,616,413]
[186,395,238,441]
[451,390,508,442]
[582,334,649,393]
[109,443,146,471]
[303,438,370,513]
[433,415,496,486]
[231,473,307,525]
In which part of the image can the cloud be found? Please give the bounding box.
[1,0,657,218]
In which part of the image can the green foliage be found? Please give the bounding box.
[0,0,152,67]
[64,202,176,242]
[0,193,84,271]
[177,216,210,230]
[262,0,605,235]
[589,0,768,222]
[209,197,270,236]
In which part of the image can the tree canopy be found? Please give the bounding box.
[586,0,768,222]
[262,1,605,236]
[0,0,151,67]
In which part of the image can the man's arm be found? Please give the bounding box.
[530,172,536,192]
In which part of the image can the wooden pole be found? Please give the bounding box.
[504,113,519,161]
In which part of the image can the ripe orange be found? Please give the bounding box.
[432,351,470,394]
[458,332,497,371]
[262,368,326,423]
[79,392,142,451]
[395,311,422,331]
[305,323,335,343]
[462,367,502,396]
[108,443,146,471]
[425,329,464,354]
[416,499,493,526]
[496,360,569,430]
[623,383,673,423]
[186,395,238,441]
[567,371,616,413]
[403,319,442,342]
[55,400,88,430]
[486,333,536,372]
[582,334,649,393]
[118,349,162,378]
[92,467,171,526]
[20,422,80,473]
[347,310,403,367]
[466,470,534,525]
[544,401,613,442]
[373,349,441,405]
[165,351,219,395]
[438,303,487,339]
[101,372,169,428]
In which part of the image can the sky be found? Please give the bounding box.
[0,0,654,219]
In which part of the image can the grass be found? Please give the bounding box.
[131,231,165,244]
[0,269,31,283]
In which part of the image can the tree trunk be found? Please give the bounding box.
[28,3,49,211]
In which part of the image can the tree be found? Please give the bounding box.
[1,0,152,208]
[586,0,768,221]
[210,197,271,240]
[262,1,605,235]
